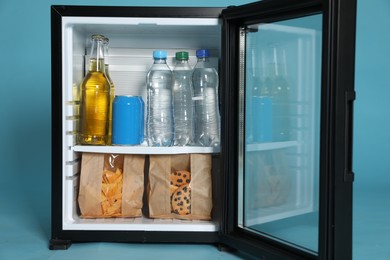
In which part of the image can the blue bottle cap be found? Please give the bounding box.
[196,49,210,58]
[153,50,167,59]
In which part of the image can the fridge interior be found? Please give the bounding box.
[61,16,221,231]
[60,14,319,236]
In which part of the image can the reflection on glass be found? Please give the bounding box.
[241,14,322,253]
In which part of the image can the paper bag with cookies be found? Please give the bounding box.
[147,154,212,220]
[78,153,144,218]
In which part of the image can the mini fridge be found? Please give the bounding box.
[50,0,357,259]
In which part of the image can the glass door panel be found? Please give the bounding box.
[238,14,322,253]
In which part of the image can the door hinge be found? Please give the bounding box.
[244,26,258,33]
[344,170,355,182]
[346,90,356,102]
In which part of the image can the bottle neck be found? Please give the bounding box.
[103,41,109,65]
[90,38,105,72]
[195,57,210,69]
[174,59,191,70]
[89,58,105,72]
[267,62,287,78]
[177,59,188,63]
[154,58,167,64]
[197,57,209,63]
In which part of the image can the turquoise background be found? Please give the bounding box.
[354,0,390,189]
[0,0,389,259]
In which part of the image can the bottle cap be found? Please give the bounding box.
[196,49,210,58]
[175,51,189,60]
[153,50,167,59]
[91,34,106,41]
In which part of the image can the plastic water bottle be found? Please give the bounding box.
[172,51,193,146]
[146,50,174,146]
[263,45,291,142]
[192,49,220,147]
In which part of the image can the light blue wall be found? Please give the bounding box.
[354,0,390,189]
[0,0,388,254]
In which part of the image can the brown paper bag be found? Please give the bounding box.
[246,150,291,209]
[148,154,212,220]
[78,153,144,218]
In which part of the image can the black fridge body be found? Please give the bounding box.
[51,1,356,259]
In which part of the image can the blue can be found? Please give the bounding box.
[252,96,273,142]
[138,96,145,143]
[112,95,144,145]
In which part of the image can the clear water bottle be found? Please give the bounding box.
[263,44,291,142]
[192,49,220,147]
[146,50,174,146]
[172,51,193,146]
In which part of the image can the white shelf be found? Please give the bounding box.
[73,144,220,154]
[73,142,295,154]
[244,205,313,227]
[246,141,298,152]
[63,217,218,232]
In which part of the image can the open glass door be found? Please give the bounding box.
[241,13,322,253]
[220,0,356,259]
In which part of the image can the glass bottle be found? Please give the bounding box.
[78,34,110,145]
[103,36,115,145]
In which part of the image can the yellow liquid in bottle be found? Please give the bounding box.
[105,64,115,145]
[79,58,110,145]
